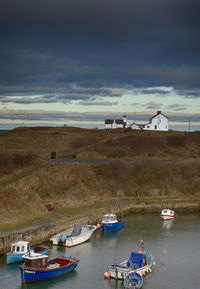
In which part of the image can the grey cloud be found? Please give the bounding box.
[167,104,187,111]
[141,88,170,95]
[145,102,164,110]
[77,100,118,106]
[1,109,200,123]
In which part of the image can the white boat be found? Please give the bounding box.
[6,241,49,265]
[50,224,97,247]
[160,209,175,220]
[107,249,155,280]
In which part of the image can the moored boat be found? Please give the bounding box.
[160,209,175,220]
[19,251,79,283]
[6,241,49,265]
[107,249,155,280]
[97,214,125,232]
[124,272,143,289]
[50,224,97,247]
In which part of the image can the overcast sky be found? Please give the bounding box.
[0,0,200,130]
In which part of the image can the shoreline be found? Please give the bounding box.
[0,199,199,254]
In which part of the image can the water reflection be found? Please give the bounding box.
[161,219,174,230]
[104,278,124,289]
[96,228,124,241]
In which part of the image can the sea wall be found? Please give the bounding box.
[0,199,199,254]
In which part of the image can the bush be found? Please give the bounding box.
[0,151,37,175]
[168,136,185,147]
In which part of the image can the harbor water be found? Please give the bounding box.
[0,213,200,289]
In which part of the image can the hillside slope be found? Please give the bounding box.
[0,127,200,230]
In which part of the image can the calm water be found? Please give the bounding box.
[0,213,200,289]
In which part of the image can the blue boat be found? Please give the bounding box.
[6,241,49,265]
[124,272,143,289]
[19,252,79,283]
[98,214,125,232]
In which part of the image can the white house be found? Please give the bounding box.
[130,111,168,131]
[105,115,127,129]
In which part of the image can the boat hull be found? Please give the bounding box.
[160,214,175,220]
[109,263,153,280]
[19,262,78,283]
[102,220,124,232]
[6,247,49,265]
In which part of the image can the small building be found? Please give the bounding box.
[130,111,168,131]
[105,115,127,129]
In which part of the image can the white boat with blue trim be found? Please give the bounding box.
[50,224,97,247]
[6,241,49,265]
[107,249,155,280]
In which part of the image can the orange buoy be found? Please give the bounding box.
[97,223,102,229]
[104,272,110,279]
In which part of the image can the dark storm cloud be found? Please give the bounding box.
[0,0,200,98]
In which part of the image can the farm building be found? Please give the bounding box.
[130,111,168,131]
[105,115,127,129]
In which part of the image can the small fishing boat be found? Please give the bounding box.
[6,241,49,265]
[19,251,79,283]
[107,249,155,280]
[160,209,175,220]
[124,272,143,289]
[97,214,125,232]
[50,224,97,247]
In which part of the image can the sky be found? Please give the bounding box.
[0,0,200,130]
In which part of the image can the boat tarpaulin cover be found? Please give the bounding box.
[70,224,82,237]
[60,235,67,243]
[127,251,146,269]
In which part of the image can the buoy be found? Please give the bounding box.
[97,223,102,229]
[104,272,110,279]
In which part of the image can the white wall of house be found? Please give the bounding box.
[105,120,124,129]
[130,123,141,130]
[130,112,168,131]
[143,114,168,131]
[105,124,112,129]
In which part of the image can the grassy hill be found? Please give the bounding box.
[0,127,200,231]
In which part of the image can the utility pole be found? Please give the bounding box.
[188,117,191,133]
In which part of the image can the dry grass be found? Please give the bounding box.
[0,127,199,160]
[0,151,37,176]
[0,127,200,229]
[0,159,200,229]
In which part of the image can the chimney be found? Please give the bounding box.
[157,110,161,115]
[123,115,127,128]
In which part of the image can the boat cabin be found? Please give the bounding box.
[23,252,48,268]
[102,214,118,223]
[23,252,74,269]
[11,241,29,254]
[161,209,175,215]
